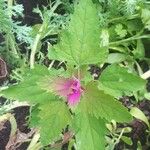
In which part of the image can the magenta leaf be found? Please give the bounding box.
[51,77,83,106]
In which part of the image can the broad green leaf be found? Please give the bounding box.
[39,101,71,145]
[1,66,71,145]
[74,113,107,150]
[100,29,109,47]
[29,105,40,127]
[130,107,150,128]
[79,82,132,122]
[49,0,108,65]
[23,65,51,78]
[1,83,52,103]
[98,83,121,98]
[106,53,126,64]
[100,65,146,97]
[1,65,55,103]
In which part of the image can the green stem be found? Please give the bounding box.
[29,0,61,69]
[108,46,127,53]
[141,70,150,79]
[7,0,13,18]
[30,24,44,69]
[114,128,125,146]
[6,0,19,58]
[27,132,41,150]
[144,2,150,4]
[109,34,150,46]
[10,35,19,58]
[9,115,17,137]
[108,14,139,24]
[135,61,143,76]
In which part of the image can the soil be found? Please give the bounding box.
[0,121,11,150]
[13,106,30,134]
[0,105,30,150]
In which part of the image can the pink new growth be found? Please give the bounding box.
[52,77,83,106]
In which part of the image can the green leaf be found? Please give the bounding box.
[1,82,52,104]
[1,83,52,104]
[100,65,146,97]
[39,101,71,145]
[0,1,11,32]
[28,105,40,127]
[106,53,126,64]
[1,65,55,103]
[121,136,132,146]
[133,40,145,59]
[49,0,108,65]
[1,66,72,145]
[100,29,109,47]
[141,9,150,30]
[130,107,150,128]
[115,24,127,38]
[144,92,150,100]
[79,82,132,122]
[74,113,107,150]
[23,65,50,78]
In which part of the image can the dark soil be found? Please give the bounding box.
[0,105,30,150]
[0,121,11,150]
[13,106,30,134]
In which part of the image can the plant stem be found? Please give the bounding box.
[48,60,55,69]
[114,128,125,147]
[7,0,13,18]
[135,61,143,76]
[9,114,17,137]
[109,34,150,46]
[141,70,150,79]
[108,14,139,23]
[108,46,126,53]
[9,35,19,58]
[29,0,61,69]
[6,0,19,58]
[27,132,41,150]
[144,1,150,4]
[30,24,44,69]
